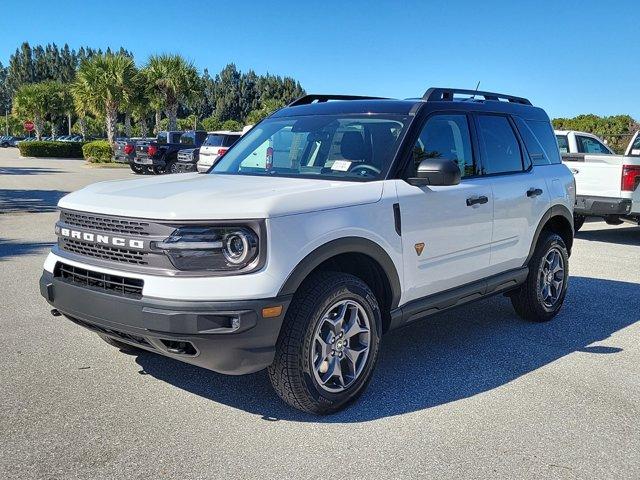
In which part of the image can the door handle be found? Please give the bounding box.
[466,195,489,206]
[526,188,543,198]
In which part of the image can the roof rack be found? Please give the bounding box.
[422,88,532,106]
[288,94,389,107]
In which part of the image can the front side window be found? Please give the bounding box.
[408,114,476,178]
[212,114,409,181]
[477,115,524,175]
[576,135,611,154]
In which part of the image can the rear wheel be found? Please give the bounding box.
[573,214,586,232]
[605,216,624,226]
[129,163,144,175]
[268,272,381,414]
[510,231,569,322]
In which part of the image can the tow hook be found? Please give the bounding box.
[50,309,61,317]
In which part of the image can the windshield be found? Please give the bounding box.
[211,114,409,181]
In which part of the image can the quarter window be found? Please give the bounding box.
[409,114,476,178]
[477,115,524,175]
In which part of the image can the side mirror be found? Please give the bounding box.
[407,158,461,187]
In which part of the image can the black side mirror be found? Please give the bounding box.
[407,158,461,187]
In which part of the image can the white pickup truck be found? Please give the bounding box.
[557,130,640,230]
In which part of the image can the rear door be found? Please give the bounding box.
[475,114,550,272]
[396,112,493,302]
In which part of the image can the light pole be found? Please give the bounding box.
[5,109,8,136]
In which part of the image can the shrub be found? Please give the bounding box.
[19,141,85,158]
[82,140,113,163]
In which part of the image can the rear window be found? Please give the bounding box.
[180,133,195,145]
[224,134,241,147]
[157,132,168,144]
[204,134,225,147]
[556,135,569,154]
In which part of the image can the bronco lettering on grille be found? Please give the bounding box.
[56,226,144,249]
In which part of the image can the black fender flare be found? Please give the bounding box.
[525,204,574,265]
[278,237,402,309]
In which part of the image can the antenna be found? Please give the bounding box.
[470,81,481,100]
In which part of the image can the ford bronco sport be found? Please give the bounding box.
[40,88,575,414]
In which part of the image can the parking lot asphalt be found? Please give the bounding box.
[1,149,638,479]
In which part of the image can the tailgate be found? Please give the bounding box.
[563,153,624,198]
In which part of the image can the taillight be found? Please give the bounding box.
[217,147,228,156]
[148,145,158,157]
[124,144,133,154]
[266,147,273,170]
[621,165,640,191]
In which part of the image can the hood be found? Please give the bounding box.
[58,173,384,220]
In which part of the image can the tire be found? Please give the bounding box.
[510,231,569,322]
[97,333,141,353]
[129,163,144,175]
[1,142,8,148]
[268,271,382,414]
[573,214,586,232]
[605,216,624,226]
[168,161,180,174]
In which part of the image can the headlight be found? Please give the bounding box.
[153,226,260,272]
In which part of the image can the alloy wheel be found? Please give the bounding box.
[311,299,371,393]
[538,247,565,308]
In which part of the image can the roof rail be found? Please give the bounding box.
[422,88,532,106]
[288,94,389,107]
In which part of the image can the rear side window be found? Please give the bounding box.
[513,118,561,165]
[410,114,477,178]
[157,132,168,144]
[180,133,195,145]
[576,135,611,154]
[477,115,524,174]
[556,135,569,153]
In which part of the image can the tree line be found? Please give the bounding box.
[552,114,639,154]
[1,42,305,142]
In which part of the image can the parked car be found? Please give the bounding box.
[171,131,211,173]
[113,137,154,173]
[196,130,243,173]
[558,129,640,230]
[133,130,204,174]
[40,88,575,414]
[1,135,25,147]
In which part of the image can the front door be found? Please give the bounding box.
[396,113,493,304]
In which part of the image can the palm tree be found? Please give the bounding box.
[12,81,66,140]
[143,54,201,131]
[72,53,139,144]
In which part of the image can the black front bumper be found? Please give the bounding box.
[575,195,632,216]
[174,161,198,173]
[40,270,291,375]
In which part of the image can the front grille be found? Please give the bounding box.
[60,238,148,265]
[54,262,144,298]
[60,210,151,236]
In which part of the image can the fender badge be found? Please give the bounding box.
[414,243,425,256]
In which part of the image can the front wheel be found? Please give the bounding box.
[510,231,569,322]
[268,272,381,414]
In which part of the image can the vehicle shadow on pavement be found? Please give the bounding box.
[0,189,68,213]
[134,275,640,422]
[576,227,640,246]
[0,166,65,176]
[0,238,55,260]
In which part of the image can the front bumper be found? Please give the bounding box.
[574,195,632,216]
[40,270,291,375]
[175,161,198,173]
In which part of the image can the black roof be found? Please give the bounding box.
[273,90,550,122]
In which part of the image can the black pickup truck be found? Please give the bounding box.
[133,131,192,174]
[173,131,214,173]
[114,137,155,174]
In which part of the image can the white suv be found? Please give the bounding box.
[40,89,575,414]
[196,130,243,172]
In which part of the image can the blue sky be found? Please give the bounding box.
[1,0,638,119]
